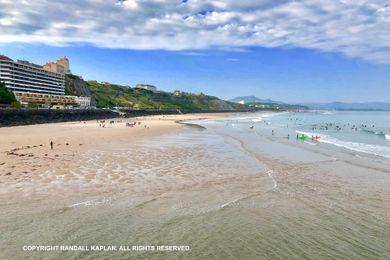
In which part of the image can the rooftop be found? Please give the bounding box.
[0,55,12,61]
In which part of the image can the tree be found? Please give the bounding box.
[0,81,17,104]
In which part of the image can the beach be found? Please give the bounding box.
[0,112,389,259]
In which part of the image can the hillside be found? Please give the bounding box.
[65,74,96,106]
[86,81,248,111]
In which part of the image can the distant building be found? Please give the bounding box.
[101,81,111,86]
[173,90,182,96]
[74,96,91,108]
[0,55,65,95]
[14,92,91,108]
[238,100,246,105]
[135,84,157,92]
[43,56,71,74]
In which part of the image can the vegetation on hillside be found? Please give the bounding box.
[87,81,248,111]
[65,76,304,111]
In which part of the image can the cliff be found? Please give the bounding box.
[65,74,96,106]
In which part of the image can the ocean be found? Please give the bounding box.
[212,110,390,159]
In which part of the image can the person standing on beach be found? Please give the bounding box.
[50,141,53,150]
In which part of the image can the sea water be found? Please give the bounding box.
[215,110,390,159]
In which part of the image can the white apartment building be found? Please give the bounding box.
[135,84,157,92]
[0,55,65,95]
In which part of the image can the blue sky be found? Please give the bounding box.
[1,0,390,103]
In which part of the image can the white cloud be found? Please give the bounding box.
[0,0,389,63]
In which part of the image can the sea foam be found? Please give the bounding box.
[297,130,390,159]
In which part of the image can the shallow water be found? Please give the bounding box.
[1,115,389,259]
[235,111,390,158]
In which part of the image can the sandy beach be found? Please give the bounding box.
[0,112,389,259]
[0,113,229,196]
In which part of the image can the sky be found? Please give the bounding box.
[0,0,390,103]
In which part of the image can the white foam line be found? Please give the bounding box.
[68,200,94,208]
[304,141,317,146]
[220,198,240,209]
[267,170,278,190]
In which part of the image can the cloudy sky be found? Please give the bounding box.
[1,0,390,102]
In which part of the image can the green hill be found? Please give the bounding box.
[86,80,248,111]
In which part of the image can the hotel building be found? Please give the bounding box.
[43,56,71,74]
[0,55,65,95]
[0,55,90,108]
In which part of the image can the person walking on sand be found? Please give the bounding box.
[50,141,53,150]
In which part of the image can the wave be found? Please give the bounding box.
[262,112,288,118]
[321,111,335,115]
[251,118,262,122]
[296,131,390,159]
[362,129,390,141]
[362,129,386,136]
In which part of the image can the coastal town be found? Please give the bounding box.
[0,55,219,110]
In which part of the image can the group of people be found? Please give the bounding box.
[126,121,145,128]
[249,125,321,142]
[310,122,375,132]
[94,119,151,129]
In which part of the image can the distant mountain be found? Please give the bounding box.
[304,102,390,111]
[229,96,284,104]
[229,96,307,110]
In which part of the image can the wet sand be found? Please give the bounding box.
[0,112,389,259]
[0,114,226,194]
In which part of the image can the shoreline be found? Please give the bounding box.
[0,108,255,128]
